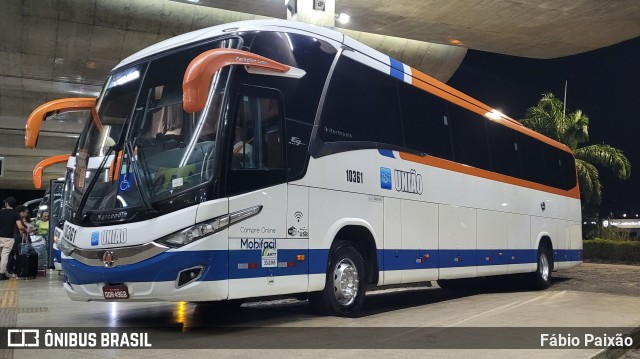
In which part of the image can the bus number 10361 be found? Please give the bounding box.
[346,170,363,184]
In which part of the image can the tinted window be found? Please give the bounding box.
[518,133,546,184]
[247,32,337,125]
[486,121,521,178]
[320,56,403,146]
[398,81,453,160]
[225,86,287,196]
[231,94,283,170]
[542,145,566,189]
[448,104,491,170]
[542,145,577,190]
[561,151,577,189]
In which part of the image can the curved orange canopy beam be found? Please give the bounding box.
[183,48,290,113]
[33,154,70,189]
[25,98,96,149]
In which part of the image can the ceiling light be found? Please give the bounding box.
[336,13,350,24]
[450,39,462,45]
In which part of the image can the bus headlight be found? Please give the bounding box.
[155,205,262,248]
[156,215,229,248]
[60,238,75,256]
[53,228,63,245]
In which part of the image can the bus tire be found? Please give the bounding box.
[529,246,552,290]
[310,241,366,317]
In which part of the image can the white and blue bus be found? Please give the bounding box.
[27,19,582,316]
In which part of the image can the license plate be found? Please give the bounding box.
[102,285,129,300]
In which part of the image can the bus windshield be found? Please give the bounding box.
[73,38,236,218]
[69,64,145,215]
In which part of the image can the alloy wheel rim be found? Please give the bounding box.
[333,258,359,306]
[539,253,550,281]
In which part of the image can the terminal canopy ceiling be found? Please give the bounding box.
[194,0,640,59]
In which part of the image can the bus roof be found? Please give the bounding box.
[114,19,344,71]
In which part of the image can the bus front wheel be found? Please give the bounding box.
[310,241,366,317]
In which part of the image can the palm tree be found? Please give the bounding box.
[520,92,631,205]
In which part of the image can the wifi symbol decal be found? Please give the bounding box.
[294,211,303,222]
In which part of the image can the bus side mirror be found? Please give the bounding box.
[33,155,70,189]
[182,48,290,114]
[25,98,97,149]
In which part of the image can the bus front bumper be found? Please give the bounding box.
[61,250,228,302]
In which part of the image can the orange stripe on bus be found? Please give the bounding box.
[398,152,580,199]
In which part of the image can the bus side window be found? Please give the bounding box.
[543,144,576,190]
[486,120,522,179]
[319,55,403,147]
[517,133,547,185]
[543,145,565,189]
[398,81,453,160]
[226,87,287,196]
[560,151,577,190]
[231,95,283,170]
[447,103,491,170]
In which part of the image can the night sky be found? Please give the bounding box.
[447,37,640,218]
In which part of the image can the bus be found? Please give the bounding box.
[27,19,582,316]
[29,154,72,270]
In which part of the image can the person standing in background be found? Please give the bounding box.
[0,197,26,280]
[16,205,36,236]
[36,211,49,239]
[7,205,35,277]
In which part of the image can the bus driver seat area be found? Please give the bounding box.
[140,85,192,191]
[147,85,184,149]
[231,96,282,170]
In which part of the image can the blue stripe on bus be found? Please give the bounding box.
[228,249,308,279]
[554,249,582,262]
[389,57,405,81]
[62,248,583,285]
[571,249,582,262]
[379,249,541,270]
[310,249,330,274]
[63,250,230,285]
[53,247,61,264]
[378,149,395,158]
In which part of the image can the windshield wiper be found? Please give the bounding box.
[125,140,154,212]
[74,145,115,222]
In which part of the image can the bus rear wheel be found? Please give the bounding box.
[310,241,366,317]
[529,246,552,290]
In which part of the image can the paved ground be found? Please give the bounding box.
[554,263,640,359]
[623,349,640,359]
[553,262,640,297]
